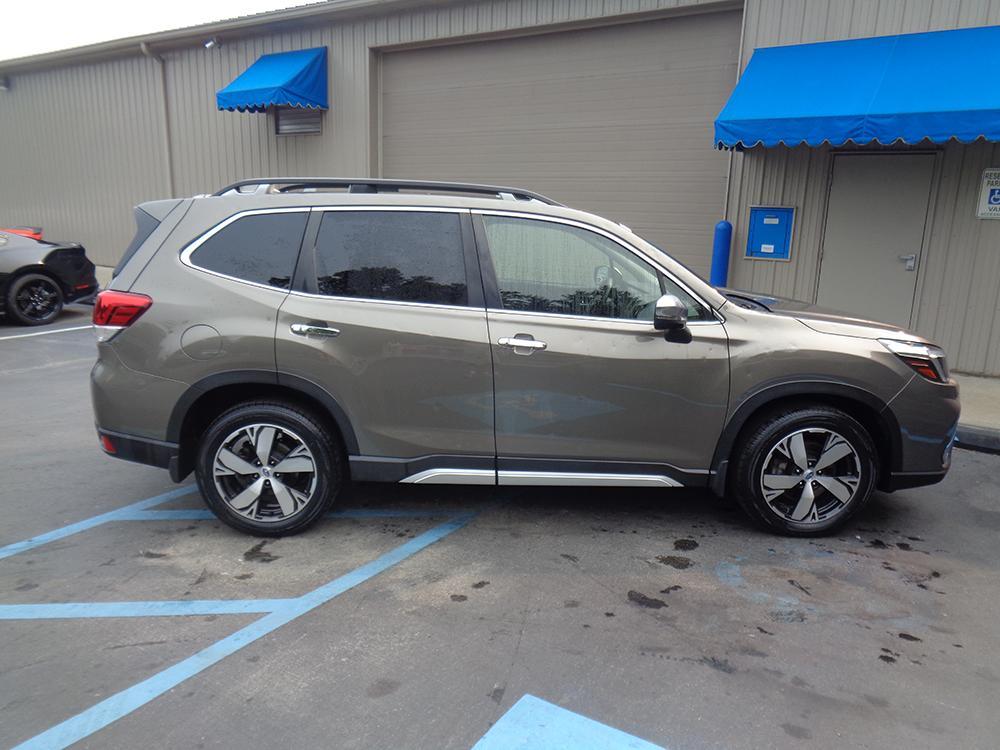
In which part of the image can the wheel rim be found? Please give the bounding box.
[759,428,862,525]
[15,279,60,321]
[212,423,318,523]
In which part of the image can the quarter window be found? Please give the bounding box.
[313,211,468,306]
[189,212,307,289]
[482,216,709,321]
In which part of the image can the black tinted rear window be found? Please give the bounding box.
[313,211,467,306]
[113,208,160,278]
[190,212,308,289]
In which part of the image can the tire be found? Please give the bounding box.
[6,273,64,326]
[729,405,878,537]
[195,401,344,536]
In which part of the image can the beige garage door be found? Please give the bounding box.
[380,11,741,274]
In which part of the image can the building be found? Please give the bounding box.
[1,0,998,374]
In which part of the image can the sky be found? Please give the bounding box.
[2,0,321,61]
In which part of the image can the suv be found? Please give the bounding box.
[91,178,959,537]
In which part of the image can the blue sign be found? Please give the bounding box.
[989,188,1000,206]
[746,206,794,261]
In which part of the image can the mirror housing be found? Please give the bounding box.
[653,294,688,331]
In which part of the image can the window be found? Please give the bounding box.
[313,211,468,306]
[482,216,709,322]
[189,211,307,289]
[275,106,323,135]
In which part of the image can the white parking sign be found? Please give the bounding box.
[978,168,1000,219]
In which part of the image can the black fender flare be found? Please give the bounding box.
[709,379,901,496]
[166,369,359,454]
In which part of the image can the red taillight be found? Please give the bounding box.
[99,434,117,454]
[93,290,152,327]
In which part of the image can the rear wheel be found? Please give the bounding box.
[195,401,344,536]
[730,406,877,536]
[6,273,63,325]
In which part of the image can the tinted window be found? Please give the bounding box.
[313,211,468,306]
[190,212,308,289]
[483,216,709,321]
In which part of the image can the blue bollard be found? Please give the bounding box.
[709,220,733,287]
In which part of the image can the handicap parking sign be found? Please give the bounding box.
[990,188,1000,206]
[978,169,1000,218]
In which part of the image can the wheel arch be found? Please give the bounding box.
[5,264,67,297]
[166,371,359,482]
[709,381,901,496]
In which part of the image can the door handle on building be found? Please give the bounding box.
[498,335,547,353]
[290,322,341,338]
[898,253,917,271]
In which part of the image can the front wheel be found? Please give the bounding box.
[730,406,878,536]
[195,401,344,536]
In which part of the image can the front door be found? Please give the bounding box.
[816,153,935,327]
[476,212,729,486]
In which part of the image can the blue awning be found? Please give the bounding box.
[217,47,328,113]
[714,25,1000,148]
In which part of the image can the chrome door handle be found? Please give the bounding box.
[898,254,917,271]
[290,322,341,338]
[498,336,547,351]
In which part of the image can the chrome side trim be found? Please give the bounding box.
[497,471,682,487]
[400,469,496,485]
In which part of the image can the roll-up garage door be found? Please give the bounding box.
[380,11,741,274]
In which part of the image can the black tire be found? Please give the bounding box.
[729,405,878,537]
[195,401,344,536]
[6,273,64,326]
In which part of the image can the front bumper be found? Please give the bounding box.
[882,373,960,489]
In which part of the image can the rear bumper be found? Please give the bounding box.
[881,469,948,492]
[97,427,179,473]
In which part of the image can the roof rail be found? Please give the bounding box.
[212,177,563,206]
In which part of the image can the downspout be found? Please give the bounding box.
[722,0,750,221]
[140,42,176,198]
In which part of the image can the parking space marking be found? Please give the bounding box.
[471,694,668,750]
[12,511,476,750]
[119,507,460,521]
[0,325,91,341]
[0,598,290,620]
[0,486,197,560]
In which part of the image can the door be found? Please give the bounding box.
[275,207,495,481]
[817,154,935,327]
[476,213,730,486]
[380,10,741,275]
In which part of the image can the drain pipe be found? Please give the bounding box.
[141,42,176,198]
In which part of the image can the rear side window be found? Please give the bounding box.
[113,208,160,278]
[312,211,468,306]
[189,212,308,289]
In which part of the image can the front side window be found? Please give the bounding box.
[189,211,307,289]
[313,211,468,306]
[482,215,708,321]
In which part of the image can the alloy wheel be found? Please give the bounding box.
[759,428,862,524]
[15,279,60,321]
[212,423,318,522]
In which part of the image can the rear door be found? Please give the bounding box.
[475,212,729,486]
[275,207,495,483]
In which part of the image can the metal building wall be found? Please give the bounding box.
[727,0,1000,375]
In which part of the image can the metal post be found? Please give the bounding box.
[710,220,733,287]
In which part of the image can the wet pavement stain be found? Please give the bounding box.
[700,656,736,674]
[673,538,699,551]
[659,585,682,595]
[898,632,922,642]
[139,550,168,559]
[14,582,38,591]
[788,579,812,596]
[564,599,580,608]
[781,723,813,740]
[627,590,667,609]
[450,594,468,602]
[243,540,279,563]
[234,572,254,580]
[656,555,693,569]
[560,553,579,563]
[471,580,489,589]
[868,539,889,549]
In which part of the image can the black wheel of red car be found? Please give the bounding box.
[6,273,63,326]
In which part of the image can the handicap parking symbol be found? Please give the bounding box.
[990,188,1000,206]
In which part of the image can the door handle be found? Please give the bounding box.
[898,253,917,272]
[497,335,547,352]
[290,322,341,338]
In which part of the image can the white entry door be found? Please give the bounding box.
[817,154,935,327]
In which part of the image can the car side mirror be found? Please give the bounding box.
[653,294,688,331]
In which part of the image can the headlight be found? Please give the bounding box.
[879,339,950,383]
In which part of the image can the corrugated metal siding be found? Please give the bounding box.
[727,0,1000,374]
[0,57,167,267]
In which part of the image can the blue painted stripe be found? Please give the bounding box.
[0,486,197,561]
[119,507,457,521]
[472,694,667,750]
[116,509,216,520]
[0,598,291,620]
[13,512,475,750]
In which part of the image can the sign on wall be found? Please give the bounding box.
[745,206,795,261]
[978,168,1000,219]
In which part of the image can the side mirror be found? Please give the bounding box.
[653,294,688,331]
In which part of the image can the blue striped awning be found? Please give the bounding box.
[217,47,328,113]
[714,26,1000,148]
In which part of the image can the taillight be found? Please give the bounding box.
[93,290,152,328]
[879,339,949,383]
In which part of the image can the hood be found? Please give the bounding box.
[718,288,929,343]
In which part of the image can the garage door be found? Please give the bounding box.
[380,11,741,274]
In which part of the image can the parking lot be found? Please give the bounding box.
[2,310,999,749]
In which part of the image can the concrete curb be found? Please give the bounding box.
[956,424,1000,455]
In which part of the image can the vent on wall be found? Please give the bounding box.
[275,106,323,136]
